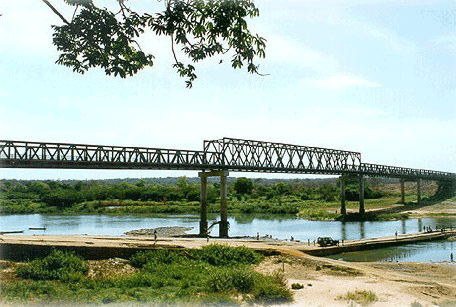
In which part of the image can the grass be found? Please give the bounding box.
[325,265,363,277]
[337,289,378,305]
[1,245,292,306]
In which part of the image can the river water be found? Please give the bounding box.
[1,214,455,263]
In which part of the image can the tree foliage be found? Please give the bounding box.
[43,0,267,87]
[234,177,253,195]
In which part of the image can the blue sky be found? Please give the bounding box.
[1,0,456,180]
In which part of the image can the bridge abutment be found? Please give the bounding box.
[199,170,230,238]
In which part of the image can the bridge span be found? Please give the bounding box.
[1,138,455,237]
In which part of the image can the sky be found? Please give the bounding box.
[1,0,456,180]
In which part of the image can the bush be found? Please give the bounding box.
[206,267,256,293]
[16,249,88,281]
[291,283,304,289]
[337,289,378,304]
[252,272,292,303]
[130,249,182,268]
[205,267,292,303]
[198,244,263,266]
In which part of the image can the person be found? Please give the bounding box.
[451,253,453,262]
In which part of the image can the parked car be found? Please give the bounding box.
[317,237,339,247]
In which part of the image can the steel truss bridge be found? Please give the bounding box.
[1,138,454,180]
[1,138,455,237]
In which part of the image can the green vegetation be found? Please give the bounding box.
[0,176,436,220]
[16,249,88,281]
[46,0,266,88]
[325,265,363,276]
[1,245,292,306]
[337,289,378,304]
[291,283,304,290]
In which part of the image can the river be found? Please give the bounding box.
[1,214,455,263]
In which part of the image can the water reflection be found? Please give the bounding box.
[359,221,365,239]
[328,240,455,263]
[341,222,347,240]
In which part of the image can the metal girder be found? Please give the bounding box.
[360,163,456,181]
[0,140,219,170]
[204,137,361,175]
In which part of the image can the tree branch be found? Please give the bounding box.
[41,0,70,24]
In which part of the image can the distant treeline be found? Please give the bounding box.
[0,176,388,215]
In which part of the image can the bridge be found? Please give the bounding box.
[1,138,455,237]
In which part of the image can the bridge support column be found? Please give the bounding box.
[400,178,405,204]
[340,175,346,215]
[359,175,365,214]
[417,179,421,205]
[199,173,208,236]
[199,170,230,238]
[219,173,229,238]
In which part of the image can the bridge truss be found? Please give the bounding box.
[0,139,455,182]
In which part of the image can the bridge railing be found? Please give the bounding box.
[0,140,221,170]
[360,163,456,180]
[204,137,362,174]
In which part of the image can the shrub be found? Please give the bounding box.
[252,272,292,303]
[198,244,263,266]
[16,249,88,281]
[291,283,304,289]
[206,267,256,293]
[130,249,181,268]
[337,289,378,304]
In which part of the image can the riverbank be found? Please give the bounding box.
[1,233,456,306]
[1,228,455,260]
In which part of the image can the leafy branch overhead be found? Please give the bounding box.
[43,0,267,87]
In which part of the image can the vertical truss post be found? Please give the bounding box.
[400,178,405,204]
[219,172,229,238]
[417,178,421,205]
[340,174,346,215]
[359,174,365,214]
[199,171,208,236]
